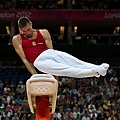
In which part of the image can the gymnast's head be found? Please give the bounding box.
[18,17,31,28]
[18,17,33,38]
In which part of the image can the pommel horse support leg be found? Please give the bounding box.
[26,74,58,120]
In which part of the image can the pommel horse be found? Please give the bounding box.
[26,74,58,120]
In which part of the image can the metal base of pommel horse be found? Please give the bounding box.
[26,74,58,115]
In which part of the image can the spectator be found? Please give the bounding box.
[17,81,25,94]
[0,106,4,114]
[3,84,10,93]
[2,105,13,120]
[21,98,29,110]
[97,107,107,119]
[108,114,116,120]
[90,109,98,120]
[88,101,96,113]
[0,98,6,109]
[65,108,74,120]
[12,102,21,112]
[12,113,19,120]
[109,73,118,87]
[102,100,111,111]
[57,107,65,120]
[52,111,58,120]
[7,92,14,104]
[73,108,80,119]
[73,103,80,113]
[15,95,22,105]
[14,87,21,99]
[57,92,65,101]
[82,113,90,120]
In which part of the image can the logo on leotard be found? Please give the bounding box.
[32,41,36,46]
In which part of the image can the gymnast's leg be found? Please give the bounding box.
[34,49,109,78]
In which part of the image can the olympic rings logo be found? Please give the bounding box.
[33,86,49,94]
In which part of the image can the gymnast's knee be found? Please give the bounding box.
[34,59,40,68]
[34,60,47,71]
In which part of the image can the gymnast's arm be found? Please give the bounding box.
[40,29,53,49]
[12,35,37,75]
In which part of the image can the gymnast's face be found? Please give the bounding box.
[20,22,33,38]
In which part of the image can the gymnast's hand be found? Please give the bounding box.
[53,76,62,86]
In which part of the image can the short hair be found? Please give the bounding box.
[18,17,31,28]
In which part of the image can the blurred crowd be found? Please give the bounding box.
[0,80,31,120]
[51,67,120,120]
[0,67,31,120]
[0,0,120,10]
[0,66,120,120]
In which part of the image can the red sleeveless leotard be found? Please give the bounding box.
[20,30,48,64]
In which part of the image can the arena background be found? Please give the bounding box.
[0,0,120,120]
